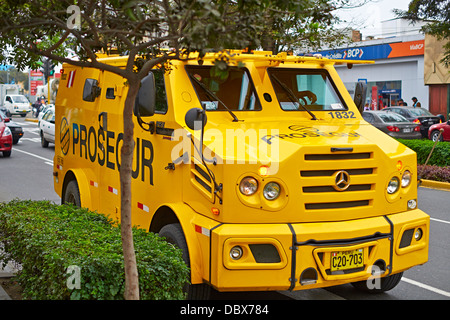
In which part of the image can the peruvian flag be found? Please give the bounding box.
[67,70,76,88]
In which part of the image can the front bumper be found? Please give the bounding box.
[0,136,12,151]
[207,209,429,292]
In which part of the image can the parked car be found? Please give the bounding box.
[0,115,12,157]
[362,110,422,139]
[0,109,24,144]
[383,107,441,138]
[37,104,54,122]
[428,119,450,142]
[38,107,55,148]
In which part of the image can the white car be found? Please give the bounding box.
[38,107,55,147]
[3,95,32,117]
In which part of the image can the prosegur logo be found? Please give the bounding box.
[60,117,70,155]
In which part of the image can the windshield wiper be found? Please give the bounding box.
[271,75,317,120]
[188,73,240,122]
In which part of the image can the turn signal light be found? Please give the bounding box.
[259,165,270,177]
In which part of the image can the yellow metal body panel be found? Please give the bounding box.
[54,51,429,291]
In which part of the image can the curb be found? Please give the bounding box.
[420,179,450,192]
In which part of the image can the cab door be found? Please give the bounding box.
[96,70,126,222]
[74,69,101,213]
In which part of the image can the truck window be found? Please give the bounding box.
[268,68,347,111]
[185,65,261,111]
[152,69,168,114]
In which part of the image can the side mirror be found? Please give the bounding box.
[353,81,367,114]
[134,73,156,117]
[185,108,207,130]
[4,117,10,123]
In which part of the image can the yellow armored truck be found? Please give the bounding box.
[54,51,429,299]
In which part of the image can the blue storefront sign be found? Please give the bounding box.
[313,40,425,60]
[315,44,392,60]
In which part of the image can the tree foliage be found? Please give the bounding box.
[394,0,450,67]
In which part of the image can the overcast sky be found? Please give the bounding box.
[335,0,412,38]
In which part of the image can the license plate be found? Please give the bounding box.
[331,249,364,271]
[403,128,412,133]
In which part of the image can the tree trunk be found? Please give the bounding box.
[120,78,140,300]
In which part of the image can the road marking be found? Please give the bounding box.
[21,137,41,143]
[430,217,450,225]
[402,277,450,298]
[13,148,53,165]
[23,128,40,136]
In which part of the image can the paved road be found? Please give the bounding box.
[0,116,59,203]
[1,116,449,300]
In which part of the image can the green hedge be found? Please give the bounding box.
[0,200,189,300]
[397,139,450,167]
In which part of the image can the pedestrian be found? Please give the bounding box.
[412,97,421,108]
[364,103,370,110]
[398,99,404,106]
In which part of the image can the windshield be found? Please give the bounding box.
[268,68,346,111]
[12,96,29,104]
[408,108,433,116]
[186,66,261,111]
[378,113,409,123]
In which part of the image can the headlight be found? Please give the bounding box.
[263,182,281,200]
[3,127,11,136]
[239,177,258,196]
[387,177,400,194]
[401,170,411,187]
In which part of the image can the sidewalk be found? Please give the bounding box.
[0,260,20,300]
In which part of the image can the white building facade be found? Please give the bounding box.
[314,34,427,110]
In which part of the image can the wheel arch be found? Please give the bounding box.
[61,169,92,208]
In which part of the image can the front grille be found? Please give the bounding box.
[300,148,377,213]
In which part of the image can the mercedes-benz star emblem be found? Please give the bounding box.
[333,170,351,191]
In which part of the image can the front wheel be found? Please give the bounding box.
[351,272,403,293]
[63,180,81,207]
[431,130,443,142]
[159,223,211,300]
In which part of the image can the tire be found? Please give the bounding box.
[431,130,443,142]
[63,180,81,207]
[159,223,211,300]
[41,130,49,148]
[2,150,11,157]
[351,272,403,293]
